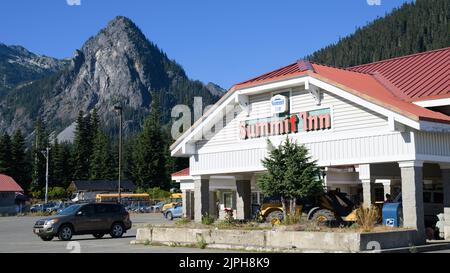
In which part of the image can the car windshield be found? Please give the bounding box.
[58,204,82,215]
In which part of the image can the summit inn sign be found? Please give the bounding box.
[239,95,332,140]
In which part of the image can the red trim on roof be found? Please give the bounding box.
[0,174,23,192]
[229,48,450,125]
[347,47,450,102]
[171,168,190,177]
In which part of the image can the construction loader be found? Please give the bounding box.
[256,190,358,225]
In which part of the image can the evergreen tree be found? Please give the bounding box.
[11,130,30,191]
[258,138,325,220]
[72,111,90,180]
[51,138,64,187]
[0,133,13,176]
[131,94,169,189]
[90,130,115,180]
[308,0,450,67]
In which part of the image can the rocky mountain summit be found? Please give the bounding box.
[0,16,224,139]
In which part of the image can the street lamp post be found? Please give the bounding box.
[41,147,50,204]
[114,105,123,204]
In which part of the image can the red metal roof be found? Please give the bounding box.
[348,47,450,102]
[0,174,23,192]
[230,48,450,124]
[171,168,190,177]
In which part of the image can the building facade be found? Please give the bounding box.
[171,48,450,240]
[0,174,24,214]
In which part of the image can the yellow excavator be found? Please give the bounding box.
[256,190,358,225]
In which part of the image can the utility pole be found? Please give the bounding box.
[114,105,123,203]
[41,147,50,204]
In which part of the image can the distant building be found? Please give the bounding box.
[0,174,24,214]
[68,180,136,202]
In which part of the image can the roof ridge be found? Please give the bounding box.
[234,62,298,86]
[348,46,450,70]
[309,61,374,75]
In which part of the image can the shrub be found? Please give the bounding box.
[48,187,67,199]
[224,209,234,224]
[201,214,215,225]
[145,187,171,200]
[196,235,207,249]
[356,206,379,232]
[283,214,301,225]
[176,218,191,226]
[30,190,42,199]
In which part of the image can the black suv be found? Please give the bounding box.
[33,203,132,241]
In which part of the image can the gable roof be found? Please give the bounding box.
[0,174,23,192]
[347,47,450,102]
[171,168,190,178]
[69,180,136,192]
[171,48,450,152]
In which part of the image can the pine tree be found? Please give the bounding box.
[0,133,13,176]
[90,130,115,180]
[72,111,90,180]
[258,138,325,220]
[11,130,30,191]
[131,94,169,189]
[51,138,64,187]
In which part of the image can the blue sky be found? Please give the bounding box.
[0,0,413,89]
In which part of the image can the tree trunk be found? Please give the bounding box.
[292,198,297,218]
[288,199,293,218]
[281,196,287,220]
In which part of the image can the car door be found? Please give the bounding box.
[96,204,114,231]
[75,204,102,233]
[174,205,183,217]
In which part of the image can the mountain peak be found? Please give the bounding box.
[105,16,138,33]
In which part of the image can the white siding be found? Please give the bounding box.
[290,88,387,132]
[415,131,450,161]
[197,87,388,150]
[190,131,417,175]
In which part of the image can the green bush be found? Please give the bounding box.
[31,190,42,199]
[175,218,191,226]
[48,187,67,199]
[201,214,215,225]
[144,187,172,200]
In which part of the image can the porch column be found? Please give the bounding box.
[359,164,375,207]
[399,161,425,241]
[378,179,392,199]
[362,180,375,207]
[441,164,450,240]
[194,178,209,222]
[236,180,251,220]
[182,190,191,219]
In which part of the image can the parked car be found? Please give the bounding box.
[30,203,55,213]
[33,203,132,241]
[163,203,183,220]
[151,201,165,213]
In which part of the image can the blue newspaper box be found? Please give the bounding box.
[382,202,403,227]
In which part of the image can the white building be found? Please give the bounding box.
[171,47,450,240]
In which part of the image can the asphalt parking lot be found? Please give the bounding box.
[0,213,230,253]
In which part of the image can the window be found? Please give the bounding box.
[80,204,95,216]
[223,192,233,209]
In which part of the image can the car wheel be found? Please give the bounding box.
[40,235,54,241]
[58,225,73,241]
[110,223,124,238]
[93,233,105,239]
[166,212,173,220]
